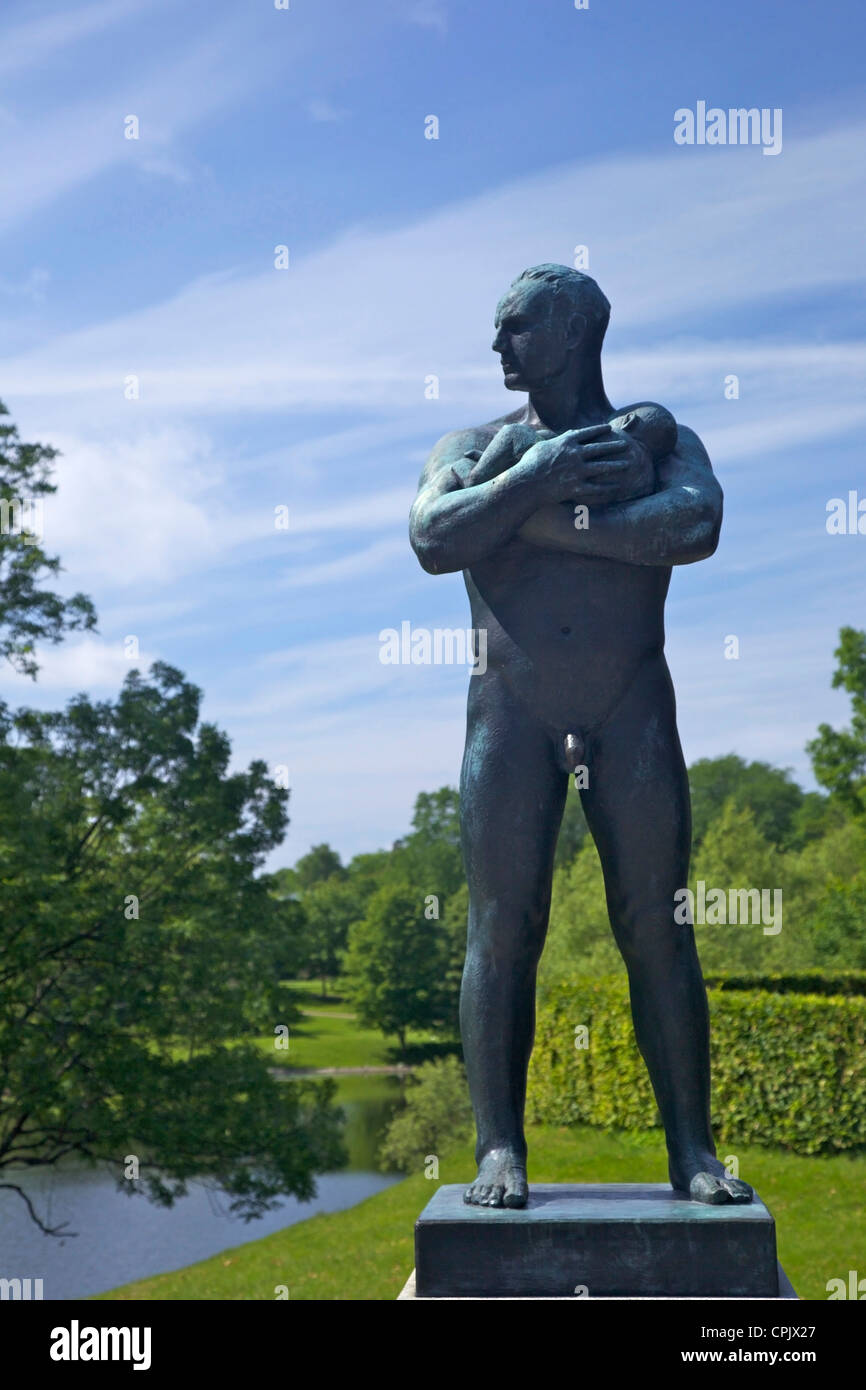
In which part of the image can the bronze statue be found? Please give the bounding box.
[410,264,753,1210]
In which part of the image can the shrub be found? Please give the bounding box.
[378,1056,473,1172]
[527,976,866,1154]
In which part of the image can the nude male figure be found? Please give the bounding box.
[409,264,753,1209]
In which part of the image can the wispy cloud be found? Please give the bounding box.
[307,98,347,123]
[402,1,448,35]
[0,268,49,302]
[2,122,864,418]
[280,537,408,588]
[0,0,165,79]
[0,22,278,236]
[5,634,154,694]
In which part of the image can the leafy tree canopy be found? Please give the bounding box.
[808,626,866,814]
[0,400,96,680]
[0,662,344,1231]
[342,882,446,1054]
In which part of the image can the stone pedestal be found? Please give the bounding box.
[410,1183,796,1300]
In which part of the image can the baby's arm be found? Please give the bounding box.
[463,423,539,487]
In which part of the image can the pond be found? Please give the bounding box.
[0,1075,406,1301]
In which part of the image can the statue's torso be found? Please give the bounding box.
[460,414,671,730]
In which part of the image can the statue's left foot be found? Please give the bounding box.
[669,1151,753,1205]
[464,1147,528,1208]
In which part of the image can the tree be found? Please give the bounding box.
[540,837,623,989]
[688,800,787,973]
[391,786,465,900]
[808,626,866,814]
[345,849,393,897]
[378,1056,472,1173]
[408,786,461,846]
[688,754,806,849]
[0,663,344,1232]
[294,842,345,890]
[342,883,446,1054]
[554,785,590,869]
[263,873,308,980]
[0,400,96,679]
[301,877,364,997]
[808,873,866,968]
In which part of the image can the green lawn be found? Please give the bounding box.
[258,991,451,1071]
[97,1125,865,1301]
[281,980,354,1014]
[257,1009,397,1070]
[164,982,451,1072]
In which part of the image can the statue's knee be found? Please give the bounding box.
[609,895,688,967]
[467,900,547,971]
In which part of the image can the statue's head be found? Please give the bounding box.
[492,264,610,391]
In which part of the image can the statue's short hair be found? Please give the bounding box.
[511,264,611,350]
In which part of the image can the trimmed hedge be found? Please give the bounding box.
[527,976,866,1154]
[704,970,866,996]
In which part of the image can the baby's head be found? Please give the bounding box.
[610,403,677,462]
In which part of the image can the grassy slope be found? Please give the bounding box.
[258,1010,396,1070]
[98,1126,865,1302]
[257,985,446,1070]
[281,981,355,1013]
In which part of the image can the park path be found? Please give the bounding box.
[271,1064,413,1078]
[303,1009,356,1019]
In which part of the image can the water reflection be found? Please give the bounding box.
[0,1076,407,1300]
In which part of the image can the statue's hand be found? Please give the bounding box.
[580,429,656,505]
[519,424,635,505]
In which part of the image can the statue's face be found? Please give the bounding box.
[492,282,580,391]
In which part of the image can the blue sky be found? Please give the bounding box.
[1,0,865,864]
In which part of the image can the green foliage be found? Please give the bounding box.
[345,849,393,892]
[688,800,789,974]
[300,877,365,996]
[553,784,589,868]
[688,753,808,849]
[527,977,866,1154]
[0,401,96,679]
[539,837,623,993]
[527,978,642,1128]
[704,971,866,996]
[378,1056,473,1172]
[294,843,345,890]
[439,882,469,1036]
[789,791,846,846]
[0,663,345,1229]
[390,785,464,900]
[541,794,866,986]
[808,626,866,814]
[262,873,307,979]
[408,786,460,847]
[808,874,866,969]
[269,865,301,899]
[342,883,447,1053]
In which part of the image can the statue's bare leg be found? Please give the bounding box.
[581,653,753,1204]
[459,671,567,1208]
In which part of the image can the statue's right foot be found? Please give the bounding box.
[464,1147,528,1208]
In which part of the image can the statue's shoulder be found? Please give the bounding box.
[438,407,521,450]
[420,409,520,482]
